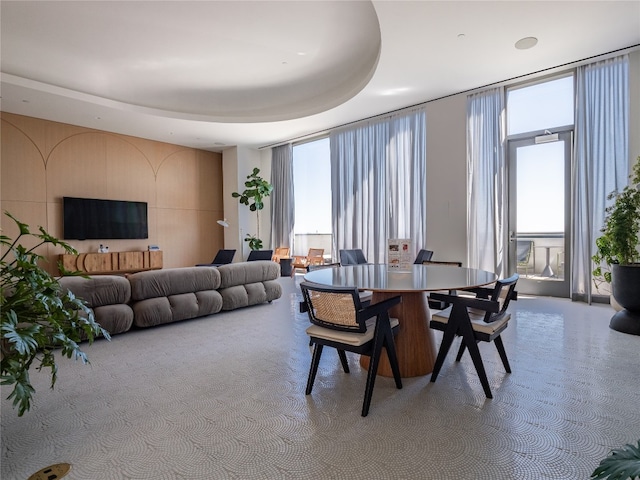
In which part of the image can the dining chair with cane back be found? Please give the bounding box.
[414,249,434,264]
[422,260,463,310]
[300,281,403,416]
[339,249,368,265]
[300,263,373,311]
[429,274,519,398]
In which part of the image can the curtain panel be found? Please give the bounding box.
[270,144,295,249]
[572,54,629,302]
[330,108,427,264]
[466,87,506,276]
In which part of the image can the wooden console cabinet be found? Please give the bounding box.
[60,250,163,275]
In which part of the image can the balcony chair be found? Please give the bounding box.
[291,248,325,275]
[516,240,534,276]
[300,281,402,417]
[429,274,519,399]
[195,249,236,267]
[247,249,273,261]
[339,249,368,265]
[271,247,290,262]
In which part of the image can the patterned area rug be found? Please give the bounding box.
[2,277,639,479]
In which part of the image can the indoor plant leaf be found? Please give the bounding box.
[1,211,110,416]
[591,440,640,480]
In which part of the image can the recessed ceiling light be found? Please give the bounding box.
[515,36,538,50]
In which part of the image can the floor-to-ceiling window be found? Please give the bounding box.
[292,138,333,260]
[506,75,574,297]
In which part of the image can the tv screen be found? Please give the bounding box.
[63,197,148,240]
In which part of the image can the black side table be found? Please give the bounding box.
[279,258,293,277]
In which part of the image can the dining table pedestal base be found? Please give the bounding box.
[360,291,437,378]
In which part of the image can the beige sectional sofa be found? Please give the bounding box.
[59,261,282,334]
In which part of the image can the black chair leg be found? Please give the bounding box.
[455,340,467,362]
[337,349,350,373]
[431,321,458,383]
[362,321,388,417]
[306,344,323,395]
[494,336,511,373]
[384,330,402,389]
[459,322,492,399]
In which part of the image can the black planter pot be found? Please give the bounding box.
[610,263,640,335]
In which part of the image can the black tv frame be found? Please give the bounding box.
[63,196,148,240]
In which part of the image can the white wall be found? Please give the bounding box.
[222,146,263,261]
[424,94,469,264]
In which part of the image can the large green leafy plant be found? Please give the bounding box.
[591,440,640,480]
[232,167,273,251]
[1,212,109,416]
[592,156,640,285]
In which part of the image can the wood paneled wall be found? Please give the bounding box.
[1,113,224,273]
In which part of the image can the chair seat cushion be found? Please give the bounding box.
[432,308,510,335]
[307,317,399,347]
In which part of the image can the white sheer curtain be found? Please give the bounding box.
[466,87,506,276]
[572,54,629,302]
[270,144,295,249]
[330,108,427,263]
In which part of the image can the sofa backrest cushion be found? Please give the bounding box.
[129,267,221,301]
[58,275,131,308]
[217,261,280,289]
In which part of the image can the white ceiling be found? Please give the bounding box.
[2,1,639,152]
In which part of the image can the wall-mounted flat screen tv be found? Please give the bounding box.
[63,197,148,240]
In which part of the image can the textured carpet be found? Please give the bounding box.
[2,276,639,479]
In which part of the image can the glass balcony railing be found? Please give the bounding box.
[516,233,565,280]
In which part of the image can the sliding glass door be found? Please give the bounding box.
[507,131,571,297]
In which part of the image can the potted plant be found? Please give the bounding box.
[1,211,109,416]
[592,156,640,335]
[232,167,273,251]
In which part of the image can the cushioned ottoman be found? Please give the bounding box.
[217,261,282,310]
[129,267,223,328]
[58,275,134,335]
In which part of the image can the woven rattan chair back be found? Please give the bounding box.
[302,285,364,332]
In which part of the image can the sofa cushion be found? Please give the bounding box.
[58,275,133,335]
[132,297,173,327]
[218,279,282,311]
[217,260,280,288]
[58,275,131,307]
[132,290,224,328]
[128,267,221,301]
[93,304,134,335]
